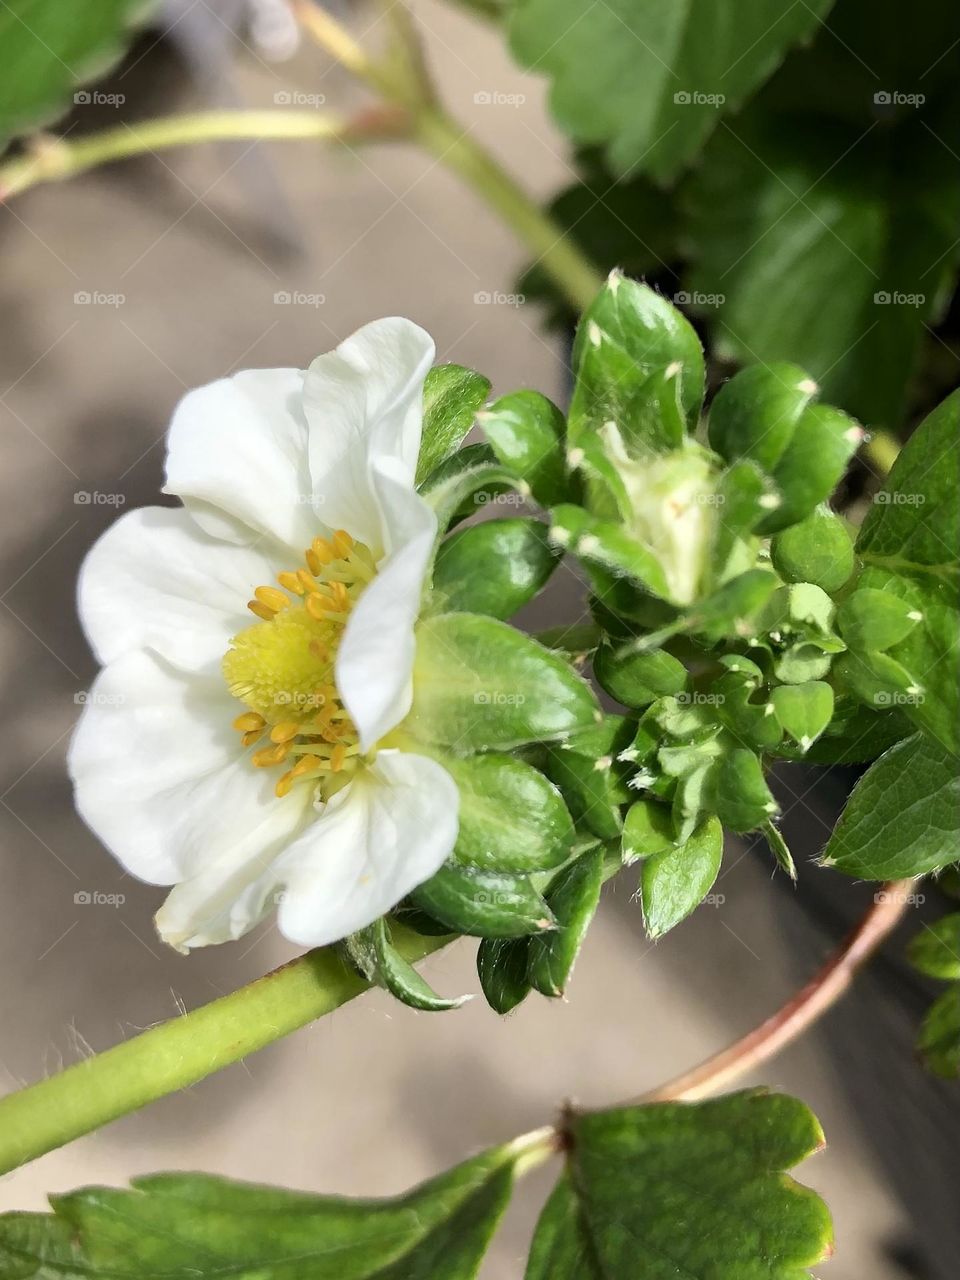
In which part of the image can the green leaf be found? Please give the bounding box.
[0,1149,523,1279]
[478,390,570,506]
[432,518,560,619]
[526,1091,832,1279]
[708,361,816,473]
[907,914,960,982]
[715,749,778,833]
[916,985,960,1079]
[0,0,151,147]
[771,681,835,753]
[836,588,921,653]
[770,507,855,594]
[413,862,554,938]
[687,109,960,426]
[410,612,599,751]
[593,642,688,709]
[543,716,635,840]
[822,732,960,879]
[345,919,465,1013]
[477,936,532,1014]
[641,816,723,938]
[567,273,704,452]
[509,0,834,179]
[550,502,673,603]
[528,849,604,997]
[416,364,491,484]
[442,752,575,872]
[621,798,675,862]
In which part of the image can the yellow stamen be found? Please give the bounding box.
[312,536,335,564]
[247,600,275,621]
[252,743,290,768]
[277,571,306,596]
[241,729,263,748]
[304,548,321,575]
[255,586,290,612]
[332,529,353,558]
[305,594,328,622]
[331,743,347,772]
[232,712,265,733]
[269,721,300,744]
[275,771,295,798]
[292,754,323,777]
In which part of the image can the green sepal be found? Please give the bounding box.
[410,612,599,751]
[415,363,491,484]
[837,588,921,653]
[774,641,834,685]
[441,752,575,873]
[714,671,783,752]
[908,914,960,982]
[763,820,798,880]
[716,749,777,833]
[528,849,604,997]
[593,642,688,709]
[771,681,835,752]
[771,507,854,593]
[551,502,672,602]
[478,389,571,506]
[641,816,723,939]
[412,862,555,938]
[476,936,532,1014]
[568,272,705,453]
[708,458,776,586]
[418,442,510,526]
[622,798,675,862]
[432,517,560,619]
[344,918,467,1012]
[708,361,815,472]
[543,716,636,839]
[757,402,861,534]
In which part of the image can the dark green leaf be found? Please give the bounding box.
[528,849,604,997]
[716,749,778,833]
[416,364,491,484]
[442,752,574,872]
[345,919,465,1013]
[477,936,532,1014]
[432,518,560,618]
[916,986,960,1079]
[0,0,150,147]
[593,642,688,709]
[822,732,960,878]
[771,681,835,752]
[770,507,855,594]
[0,1151,522,1279]
[621,798,675,862]
[410,612,599,751]
[836,587,921,653]
[641,816,723,938]
[526,1091,832,1279]
[509,0,833,179]
[413,862,554,938]
[543,716,635,840]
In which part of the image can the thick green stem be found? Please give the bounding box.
[415,108,603,313]
[0,929,449,1176]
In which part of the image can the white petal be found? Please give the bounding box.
[163,367,317,552]
[68,650,309,888]
[275,750,459,948]
[303,318,435,551]
[336,469,437,751]
[77,506,278,675]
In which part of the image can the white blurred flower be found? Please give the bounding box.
[69,318,458,951]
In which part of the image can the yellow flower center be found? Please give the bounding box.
[222,530,375,801]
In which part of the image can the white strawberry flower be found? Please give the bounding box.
[68,318,459,952]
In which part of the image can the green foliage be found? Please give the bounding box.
[821,733,960,878]
[641,816,723,938]
[0,0,151,147]
[0,1154,520,1279]
[410,612,599,750]
[479,391,571,506]
[345,918,465,1012]
[908,914,960,982]
[526,1092,833,1279]
[509,0,834,179]
[527,848,604,996]
[432,518,560,618]
[416,364,491,484]
[413,861,554,938]
[771,508,854,593]
[908,913,960,1079]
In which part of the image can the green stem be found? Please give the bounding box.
[0,109,388,200]
[0,929,449,1176]
[415,108,603,313]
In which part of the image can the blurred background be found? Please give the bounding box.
[0,3,956,1276]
